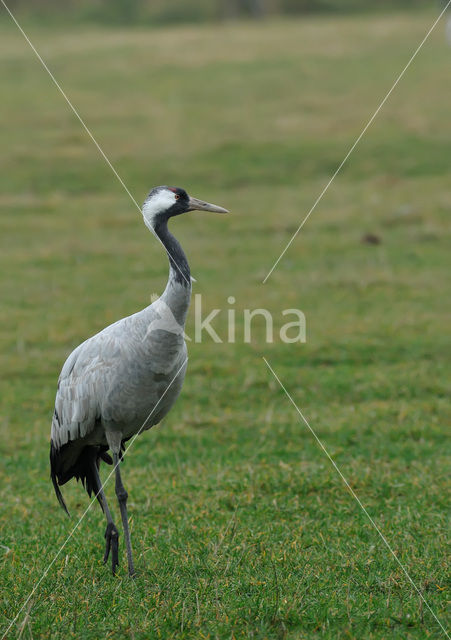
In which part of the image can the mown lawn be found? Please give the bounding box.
[0,10,449,639]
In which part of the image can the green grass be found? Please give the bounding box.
[0,10,450,639]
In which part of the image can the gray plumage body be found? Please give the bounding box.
[51,279,189,474]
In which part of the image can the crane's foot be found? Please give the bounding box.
[103,522,119,575]
[128,562,136,579]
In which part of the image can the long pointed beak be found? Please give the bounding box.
[187,196,229,214]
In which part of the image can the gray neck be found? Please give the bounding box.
[155,219,191,325]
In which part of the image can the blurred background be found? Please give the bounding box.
[0,1,450,638]
[2,0,445,24]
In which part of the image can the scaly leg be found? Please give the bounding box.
[113,452,136,577]
[90,457,120,575]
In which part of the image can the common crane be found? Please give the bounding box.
[50,186,228,576]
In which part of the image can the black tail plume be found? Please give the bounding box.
[50,440,69,516]
[50,440,112,514]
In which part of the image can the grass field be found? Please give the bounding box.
[0,9,450,639]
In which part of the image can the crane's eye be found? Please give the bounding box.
[174,194,180,200]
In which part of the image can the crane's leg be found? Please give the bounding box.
[91,458,120,575]
[113,452,135,577]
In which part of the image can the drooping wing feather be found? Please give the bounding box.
[52,343,101,450]
[49,327,127,513]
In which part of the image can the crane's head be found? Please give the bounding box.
[142,186,228,230]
